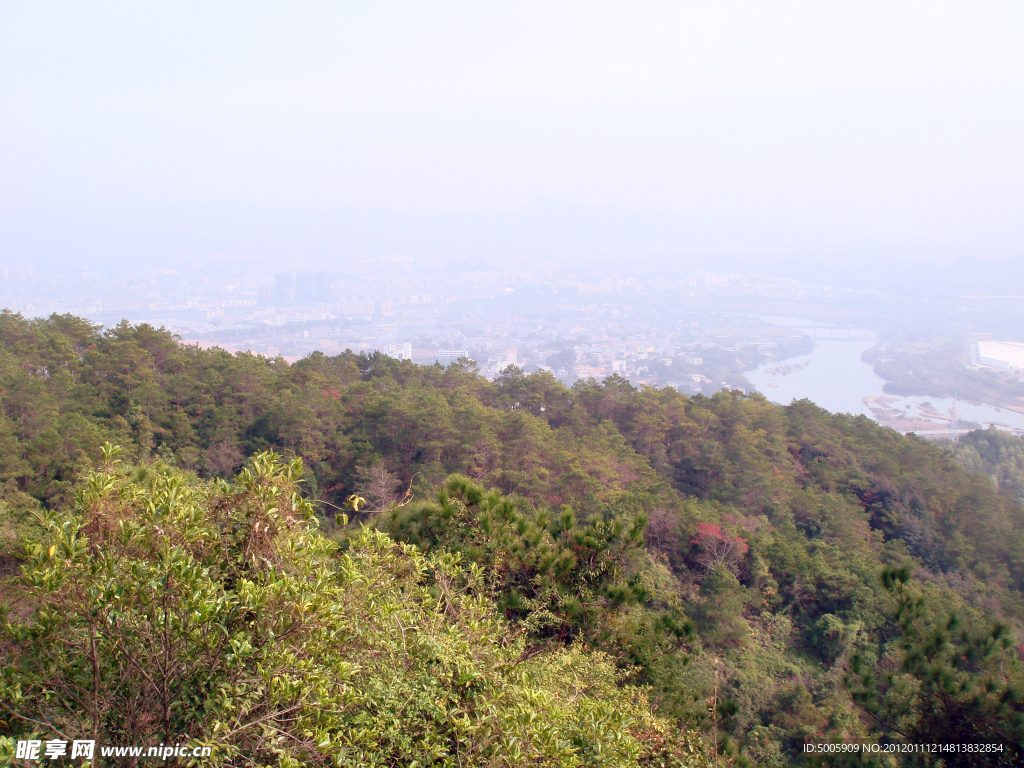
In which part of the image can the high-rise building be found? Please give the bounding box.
[315,271,334,302]
[274,273,293,304]
[295,272,317,303]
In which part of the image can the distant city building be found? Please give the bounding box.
[295,272,317,303]
[336,300,375,315]
[437,349,469,363]
[315,271,334,302]
[274,273,293,304]
[612,359,626,374]
[496,348,521,372]
[385,343,413,361]
[0,264,34,281]
[975,341,1024,370]
[684,356,703,365]
[103,296,142,314]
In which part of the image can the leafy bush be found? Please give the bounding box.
[0,450,708,767]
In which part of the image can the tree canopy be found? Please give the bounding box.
[1,312,1024,765]
[1,450,707,767]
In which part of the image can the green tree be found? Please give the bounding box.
[377,474,668,646]
[1,450,709,767]
[845,568,1024,766]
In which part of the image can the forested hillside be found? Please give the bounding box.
[954,428,1024,503]
[2,312,1024,766]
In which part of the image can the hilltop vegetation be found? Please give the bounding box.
[954,428,1024,503]
[2,311,1024,766]
[3,451,705,767]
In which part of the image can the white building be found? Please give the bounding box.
[385,343,413,361]
[437,349,469,363]
[975,341,1024,370]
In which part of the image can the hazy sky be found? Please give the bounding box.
[1,2,1022,258]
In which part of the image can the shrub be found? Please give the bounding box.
[1,451,708,767]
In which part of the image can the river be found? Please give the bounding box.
[745,324,1024,432]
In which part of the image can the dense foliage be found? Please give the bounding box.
[954,428,1024,503]
[1,451,707,767]
[376,474,663,645]
[845,568,1024,767]
[2,312,1024,765]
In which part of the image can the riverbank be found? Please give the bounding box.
[747,333,1024,435]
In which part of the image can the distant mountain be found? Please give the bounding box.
[5,196,1005,273]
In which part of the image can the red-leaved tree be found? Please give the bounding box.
[692,522,749,573]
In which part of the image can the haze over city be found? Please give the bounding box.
[1,1,1024,435]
